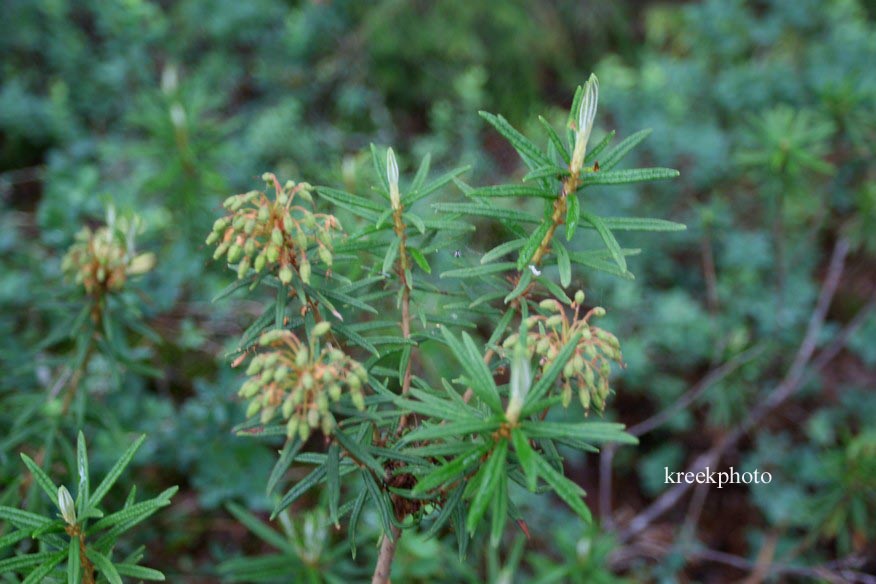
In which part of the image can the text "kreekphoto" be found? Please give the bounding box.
[665,467,772,489]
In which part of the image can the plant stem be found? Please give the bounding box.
[371,205,414,584]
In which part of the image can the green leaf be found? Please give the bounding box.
[333,322,379,357]
[584,130,616,164]
[90,434,145,510]
[273,466,327,518]
[441,329,502,413]
[20,551,66,584]
[86,549,122,584]
[409,248,431,274]
[504,269,532,304]
[315,187,382,212]
[414,443,491,494]
[533,453,591,523]
[405,211,426,234]
[554,240,571,288]
[327,443,340,526]
[596,217,687,232]
[441,262,515,279]
[403,420,501,443]
[405,166,470,206]
[490,471,508,547]
[538,115,570,165]
[68,536,81,584]
[0,551,60,574]
[361,470,394,540]
[91,487,176,532]
[410,153,431,193]
[334,428,384,477]
[536,276,573,305]
[19,454,58,508]
[348,489,367,559]
[0,529,30,551]
[466,439,507,534]
[469,184,555,199]
[76,431,89,515]
[433,203,539,224]
[0,506,50,530]
[523,333,582,409]
[266,439,303,496]
[511,429,538,492]
[425,482,465,538]
[226,502,291,552]
[581,212,626,271]
[370,143,390,192]
[521,421,638,445]
[599,128,652,170]
[480,239,526,265]
[565,194,580,240]
[479,111,552,170]
[382,237,400,275]
[579,167,679,186]
[567,249,638,280]
[113,564,166,581]
[517,221,551,270]
[523,165,567,182]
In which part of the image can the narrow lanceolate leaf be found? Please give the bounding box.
[370,143,390,192]
[0,551,61,574]
[0,506,50,530]
[349,489,367,559]
[533,453,592,523]
[481,239,526,265]
[68,535,82,584]
[410,153,431,193]
[426,482,465,538]
[504,269,532,304]
[466,439,508,534]
[91,487,177,532]
[511,429,538,492]
[440,328,502,414]
[414,443,492,494]
[91,434,145,510]
[333,428,384,477]
[565,194,581,241]
[226,502,291,552]
[568,250,637,280]
[409,248,432,273]
[538,115,571,165]
[382,238,400,275]
[581,212,626,272]
[315,187,382,212]
[441,262,516,279]
[596,217,687,232]
[327,443,340,526]
[433,203,540,224]
[361,470,394,540]
[584,130,616,164]
[517,221,551,270]
[19,454,58,506]
[402,420,501,443]
[523,333,582,410]
[479,111,552,170]
[490,470,508,547]
[522,165,568,182]
[578,167,679,186]
[19,551,66,584]
[76,431,89,514]
[86,549,123,584]
[405,166,470,206]
[554,240,572,288]
[521,421,638,445]
[599,128,653,170]
[469,185,554,199]
[113,564,166,581]
[267,439,303,496]
[273,466,327,518]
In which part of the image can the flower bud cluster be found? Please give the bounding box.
[501,291,622,413]
[61,213,155,297]
[238,325,368,441]
[207,173,341,285]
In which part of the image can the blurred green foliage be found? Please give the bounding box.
[2,0,875,581]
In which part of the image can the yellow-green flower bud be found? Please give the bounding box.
[237,256,251,278]
[271,227,283,246]
[279,265,293,284]
[246,400,262,418]
[318,246,332,267]
[351,391,365,410]
[302,372,314,390]
[575,290,585,305]
[295,348,309,367]
[286,417,299,439]
[228,244,243,263]
[312,322,331,337]
[300,260,311,284]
